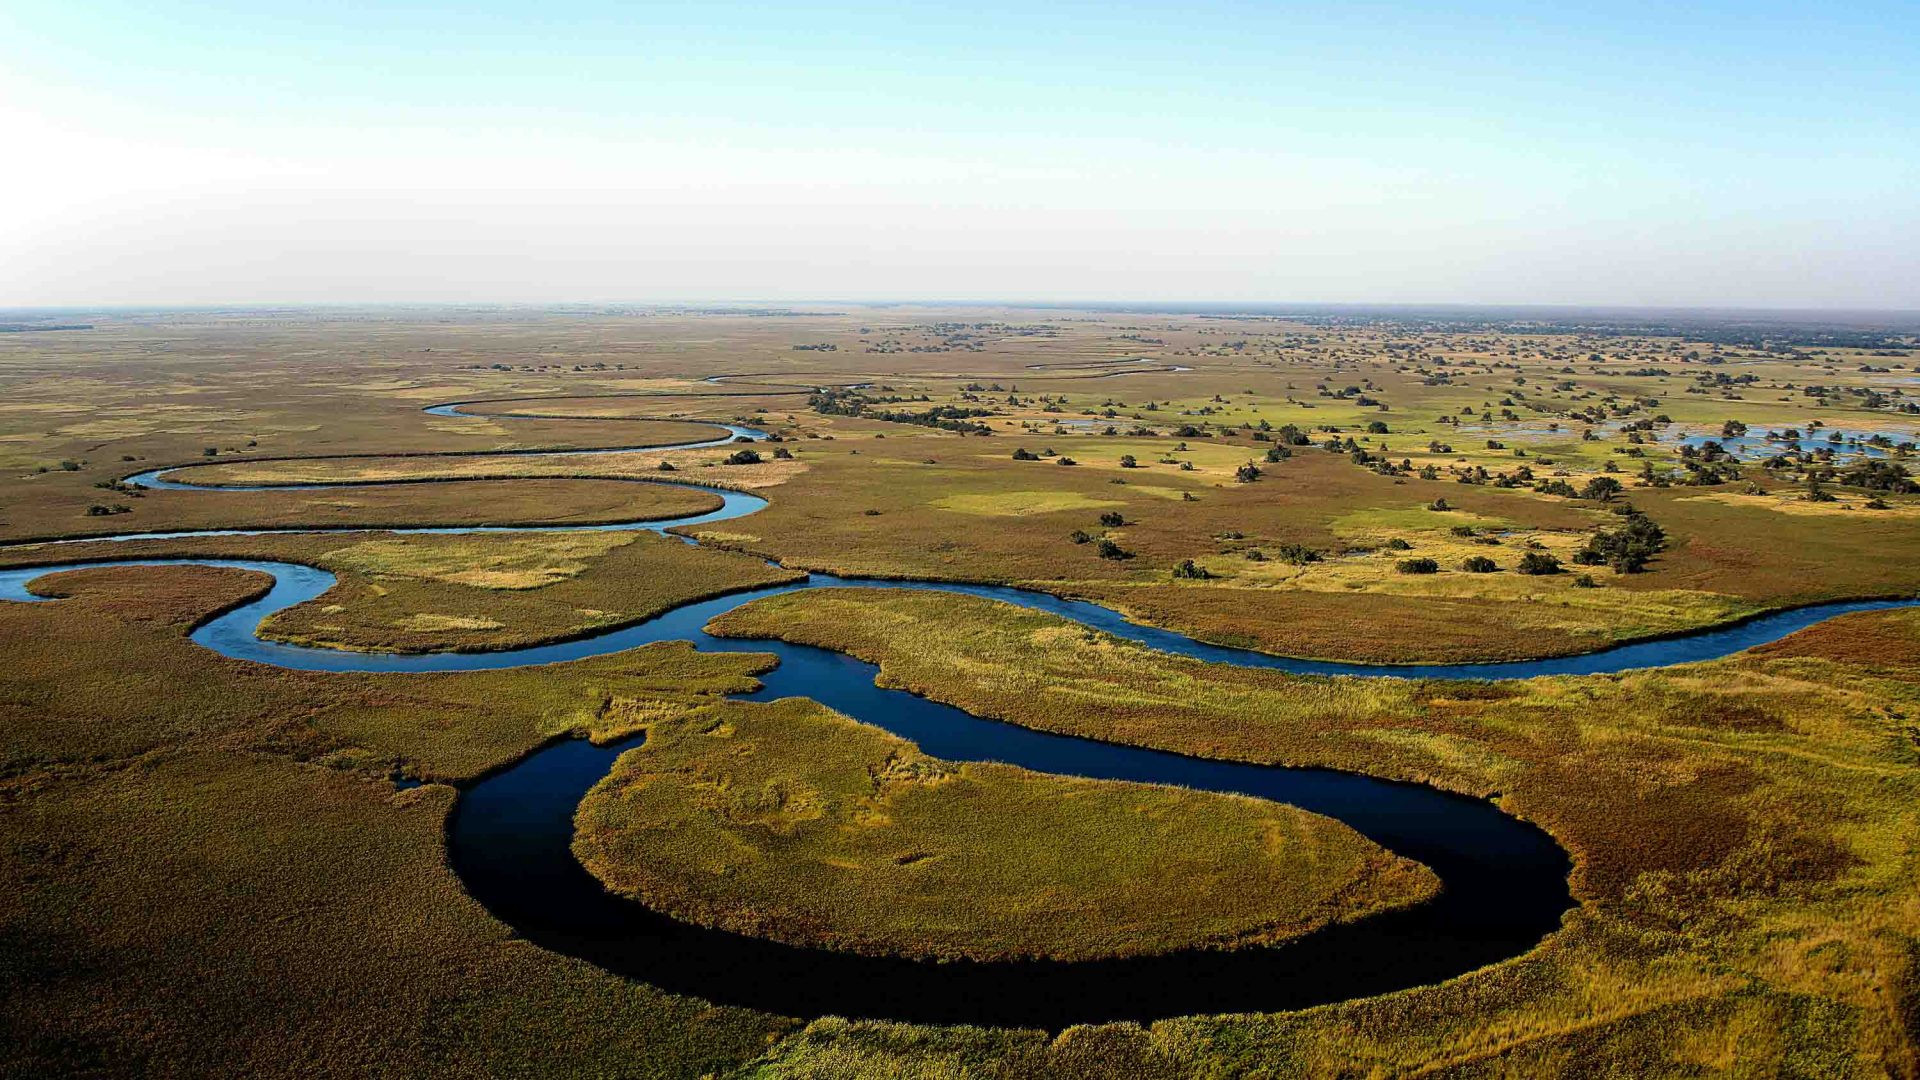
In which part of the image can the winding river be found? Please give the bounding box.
[2,398,1912,1028]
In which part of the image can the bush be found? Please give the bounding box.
[1572,574,1598,588]
[772,446,794,459]
[1460,556,1498,573]
[1429,498,1451,511]
[1068,530,1092,544]
[1171,559,1211,580]
[1516,551,1562,575]
[656,460,677,471]
[1119,454,1138,468]
[1235,463,1262,483]
[724,449,762,465]
[1098,511,1125,527]
[1384,537,1412,551]
[1096,538,1131,560]
[1057,457,1078,466]
[1274,543,1322,565]
[1396,558,1439,574]
[1012,448,1040,461]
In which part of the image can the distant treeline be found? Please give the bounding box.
[0,324,94,333]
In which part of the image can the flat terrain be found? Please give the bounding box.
[573,697,1436,962]
[1,306,1916,1077]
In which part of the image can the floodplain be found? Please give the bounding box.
[1,305,1917,1077]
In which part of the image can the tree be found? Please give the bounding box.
[1096,538,1131,560]
[1119,454,1139,468]
[1721,420,1748,438]
[1580,476,1623,501]
[1460,556,1498,573]
[1516,551,1562,575]
[1235,463,1262,483]
[1396,557,1440,574]
[1171,559,1211,579]
[1573,510,1666,573]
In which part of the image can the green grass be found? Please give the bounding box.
[0,563,794,1078]
[4,308,1919,1077]
[573,697,1436,962]
[710,586,1920,1075]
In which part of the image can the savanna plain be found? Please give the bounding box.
[2,305,1918,1078]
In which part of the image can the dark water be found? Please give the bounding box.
[2,407,1909,1027]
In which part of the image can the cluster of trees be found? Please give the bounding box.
[1835,459,1917,493]
[1572,508,1667,573]
[810,388,996,435]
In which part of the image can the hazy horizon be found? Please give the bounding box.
[4,1,1915,309]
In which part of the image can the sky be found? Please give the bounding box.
[2,1,1916,309]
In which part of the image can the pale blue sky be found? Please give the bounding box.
[3,1,1915,307]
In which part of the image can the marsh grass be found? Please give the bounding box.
[573,697,1437,963]
[711,588,1920,1075]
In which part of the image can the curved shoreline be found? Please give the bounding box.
[1,401,1910,1028]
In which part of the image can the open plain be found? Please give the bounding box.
[2,305,1918,1077]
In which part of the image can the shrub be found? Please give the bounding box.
[1460,556,1498,573]
[1012,448,1040,461]
[1384,537,1413,551]
[772,446,794,459]
[1096,538,1131,560]
[1573,574,1598,588]
[1098,511,1125,527]
[1057,457,1078,466]
[1235,463,1262,483]
[1429,498,1451,511]
[724,449,762,465]
[1069,530,1092,544]
[1274,544,1322,565]
[1516,551,1563,575]
[1119,454,1138,468]
[656,460,677,471]
[1171,559,1212,580]
[1396,558,1440,574]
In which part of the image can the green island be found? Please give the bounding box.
[572,697,1438,962]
